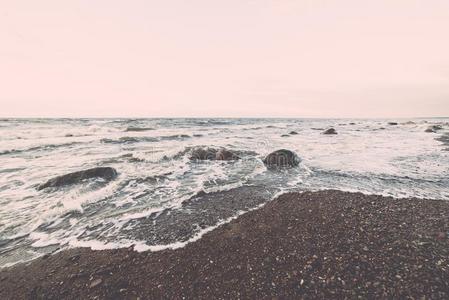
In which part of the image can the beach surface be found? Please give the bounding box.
[1,190,448,299]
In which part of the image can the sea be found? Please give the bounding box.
[0,118,448,267]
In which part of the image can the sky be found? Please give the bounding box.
[1,0,449,118]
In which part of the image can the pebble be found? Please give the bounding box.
[89,279,103,289]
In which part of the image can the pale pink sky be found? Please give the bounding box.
[1,0,449,117]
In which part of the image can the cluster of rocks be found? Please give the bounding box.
[37,147,304,191]
[190,147,301,169]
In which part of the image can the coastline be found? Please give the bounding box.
[1,190,448,299]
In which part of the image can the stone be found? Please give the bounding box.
[263,149,301,168]
[37,167,117,190]
[323,128,338,135]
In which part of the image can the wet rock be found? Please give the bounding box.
[189,147,217,160]
[323,128,338,135]
[289,131,299,135]
[281,134,290,137]
[388,122,398,126]
[65,134,74,137]
[215,149,240,161]
[37,167,118,190]
[425,125,443,133]
[263,149,301,168]
[190,147,239,161]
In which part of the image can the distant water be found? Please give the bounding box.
[1,118,448,267]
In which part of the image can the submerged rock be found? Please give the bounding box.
[37,167,118,190]
[263,149,301,169]
[388,122,398,126]
[289,131,299,135]
[425,125,443,133]
[323,128,338,135]
[190,147,239,161]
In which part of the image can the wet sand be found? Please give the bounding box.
[1,190,448,299]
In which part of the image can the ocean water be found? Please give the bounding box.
[0,118,448,267]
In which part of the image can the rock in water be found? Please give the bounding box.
[37,167,118,190]
[190,147,239,161]
[323,128,338,135]
[263,149,301,169]
[215,149,240,160]
[190,147,218,160]
[289,131,299,135]
[425,125,443,133]
[388,122,398,126]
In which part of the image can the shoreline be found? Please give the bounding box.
[1,190,448,298]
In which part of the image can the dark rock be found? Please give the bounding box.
[190,147,218,160]
[388,122,398,126]
[425,125,443,133]
[37,167,118,190]
[289,131,299,135]
[65,134,74,137]
[215,149,240,161]
[190,147,239,161]
[281,134,290,137]
[263,149,301,168]
[323,128,338,135]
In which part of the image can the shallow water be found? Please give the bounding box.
[0,118,448,267]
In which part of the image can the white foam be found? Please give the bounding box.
[119,207,164,221]
[29,232,60,248]
[66,192,279,254]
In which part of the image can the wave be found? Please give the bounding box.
[160,134,191,141]
[100,135,191,144]
[100,137,158,144]
[125,127,155,132]
[0,142,83,156]
[436,132,449,148]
